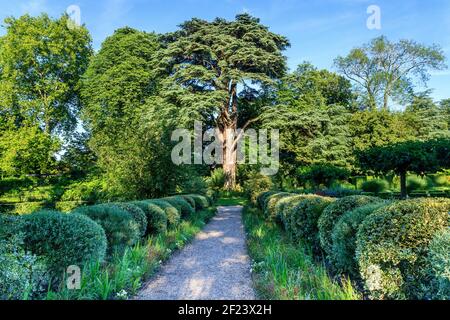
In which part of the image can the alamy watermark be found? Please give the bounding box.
[171,121,280,176]
[367,5,381,30]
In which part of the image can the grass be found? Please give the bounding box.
[217,196,247,206]
[45,206,217,300]
[243,205,360,300]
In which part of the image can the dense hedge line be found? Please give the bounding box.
[255,191,450,300]
[0,193,212,299]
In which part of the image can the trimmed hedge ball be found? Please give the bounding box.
[20,210,107,274]
[180,195,196,210]
[130,201,167,235]
[163,196,195,218]
[264,193,292,221]
[186,194,209,211]
[256,191,278,210]
[114,203,148,238]
[355,198,450,300]
[287,195,335,253]
[425,229,450,300]
[331,202,388,276]
[276,195,309,231]
[148,200,181,228]
[74,204,140,254]
[318,195,382,257]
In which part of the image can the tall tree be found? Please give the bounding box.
[335,36,446,110]
[158,14,290,189]
[0,14,92,135]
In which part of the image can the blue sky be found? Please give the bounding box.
[1,0,449,102]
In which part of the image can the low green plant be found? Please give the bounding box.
[356,198,450,300]
[425,229,450,300]
[318,195,382,257]
[243,173,273,204]
[20,210,107,279]
[185,194,209,210]
[361,179,389,194]
[263,192,292,221]
[331,202,388,276]
[406,176,428,193]
[130,201,167,235]
[179,195,196,210]
[162,196,194,218]
[74,204,140,254]
[114,203,148,238]
[148,200,180,228]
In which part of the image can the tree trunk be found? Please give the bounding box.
[400,171,407,199]
[221,125,237,190]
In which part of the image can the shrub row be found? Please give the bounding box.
[255,191,450,300]
[0,193,212,297]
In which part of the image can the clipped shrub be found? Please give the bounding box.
[318,195,382,257]
[264,193,292,221]
[331,202,388,276]
[276,194,308,230]
[356,198,450,300]
[163,196,194,217]
[180,195,196,210]
[286,195,335,253]
[406,176,428,193]
[20,210,107,275]
[425,229,450,300]
[114,203,148,238]
[74,204,140,253]
[256,191,278,210]
[361,179,389,194]
[186,194,209,211]
[130,201,167,235]
[243,173,273,204]
[148,200,180,228]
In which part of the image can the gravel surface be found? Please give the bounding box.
[135,206,256,300]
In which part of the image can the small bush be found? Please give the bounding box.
[318,195,382,257]
[425,229,450,300]
[256,191,279,210]
[61,179,105,203]
[186,194,209,211]
[74,204,140,254]
[114,203,148,238]
[331,202,388,276]
[180,195,196,210]
[356,198,450,300]
[163,196,195,217]
[148,200,180,228]
[264,193,292,221]
[406,176,428,193]
[276,195,308,230]
[130,201,167,235]
[286,195,335,253]
[21,210,107,276]
[243,173,273,204]
[361,179,389,194]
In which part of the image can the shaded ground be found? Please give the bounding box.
[135,206,256,300]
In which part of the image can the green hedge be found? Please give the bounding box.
[285,195,335,253]
[74,204,140,254]
[130,201,168,235]
[331,202,388,276]
[185,194,209,211]
[356,198,450,300]
[163,196,194,217]
[263,192,292,221]
[20,210,107,276]
[148,200,180,228]
[179,195,196,210]
[114,203,148,238]
[425,229,450,300]
[318,195,382,257]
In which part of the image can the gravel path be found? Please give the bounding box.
[135,206,256,300]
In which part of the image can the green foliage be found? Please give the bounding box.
[331,203,388,276]
[185,194,209,211]
[356,198,450,299]
[20,210,107,278]
[162,196,194,218]
[60,179,106,203]
[54,201,85,213]
[114,203,148,238]
[179,195,196,210]
[297,164,350,188]
[284,195,335,253]
[318,195,382,257]
[256,191,279,210]
[9,202,46,215]
[243,173,273,204]
[206,169,226,193]
[130,201,167,235]
[263,192,292,221]
[275,194,308,230]
[361,179,389,194]
[425,229,450,299]
[0,13,92,135]
[335,36,446,110]
[406,176,428,192]
[74,205,140,254]
[147,200,180,228]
